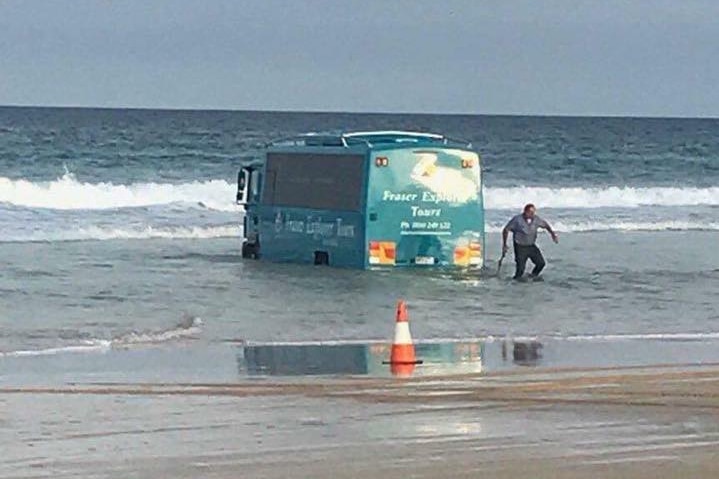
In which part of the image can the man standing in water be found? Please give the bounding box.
[502,204,559,280]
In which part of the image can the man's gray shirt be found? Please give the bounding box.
[505,214,549,246]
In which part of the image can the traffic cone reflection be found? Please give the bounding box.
[390,362,416,378]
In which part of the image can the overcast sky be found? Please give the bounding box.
[1,0,718,116]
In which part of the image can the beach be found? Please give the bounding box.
[4,362,719,478]
[3,0,719,473]
[2,108,719,477]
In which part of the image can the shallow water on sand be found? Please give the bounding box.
[2,108,719,359]
[1,231,718,358]
[3,109,719,477]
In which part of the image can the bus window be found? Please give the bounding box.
[236,169,247,204]
[250,169,262,203]
[263,153,365,211]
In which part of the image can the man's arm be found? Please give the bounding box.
[502,216,515,254]
[502,227,510,254]
[539,218,559,244]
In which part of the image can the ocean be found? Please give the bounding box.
[1,106,719,377]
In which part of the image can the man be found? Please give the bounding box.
[502,204,558,280]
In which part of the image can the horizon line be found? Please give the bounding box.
[0,103,718,121]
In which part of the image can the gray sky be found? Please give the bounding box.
[1,0,718,116]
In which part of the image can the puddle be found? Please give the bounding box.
[237,337,719,379]
[238,342,484,377]
[4,334,719,385]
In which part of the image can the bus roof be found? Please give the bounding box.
[267,130,473,150]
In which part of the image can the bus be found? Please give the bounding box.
[236,131,484,269]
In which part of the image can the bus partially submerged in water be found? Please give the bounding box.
[236,131,484,269]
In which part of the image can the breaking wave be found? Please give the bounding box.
[113,316,203,346]
[2,175,719,212]
[0,317,203,358]
[0,173,238,211]
[484,186,719,209]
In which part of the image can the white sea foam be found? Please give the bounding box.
[0,340,113,357]
[0,173,239,211]
[2,225,239,243]
[485,186,719,209]
[555,332,719,342]
[2,219,715,243]
[2,174,718,212]
[462,331,719,343]
[486,220,719,233]
[0,317,203,358]
[113,317,203,346]
[243,331,719,347]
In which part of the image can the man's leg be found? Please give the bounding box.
[528,245,546,277]
[513,243,529,279]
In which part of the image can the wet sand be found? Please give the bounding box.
[3,363,719,478]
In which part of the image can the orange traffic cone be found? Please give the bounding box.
[386,300,422,366]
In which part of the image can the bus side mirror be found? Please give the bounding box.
[236,170,247,204]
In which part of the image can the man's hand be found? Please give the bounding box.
[551,232,559,244]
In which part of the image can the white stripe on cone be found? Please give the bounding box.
[393,322,413,345]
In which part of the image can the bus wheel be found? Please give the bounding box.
[242,242,259,259]
[313,251,329,266]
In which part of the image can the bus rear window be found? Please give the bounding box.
[263,153,365,211]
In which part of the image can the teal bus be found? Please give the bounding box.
[236,131,484,269]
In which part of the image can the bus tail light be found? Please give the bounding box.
[454,241,482,267]
[461,159,474,168]
[369,241,396,265]
[469,241,482,265]
[375,156,389,167]
[453,246,470,266]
